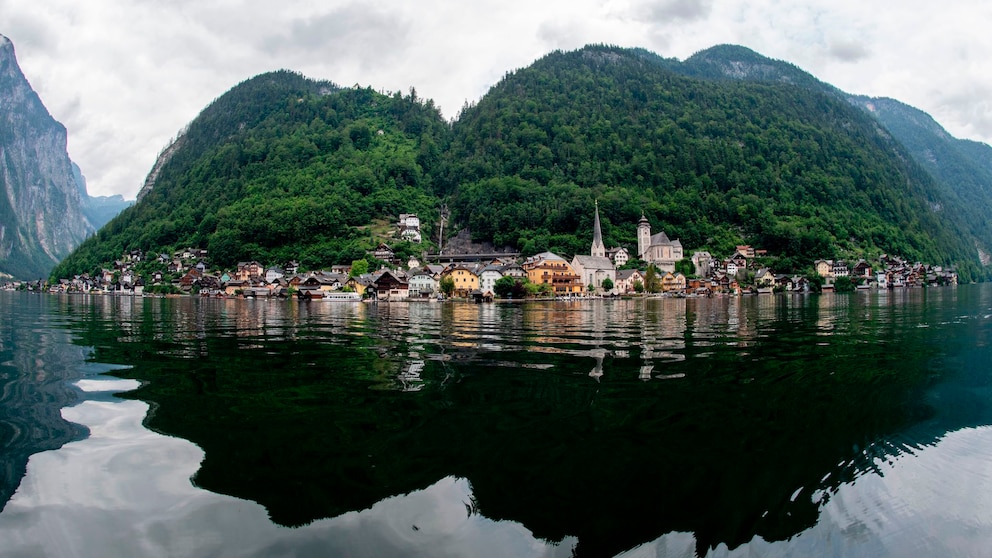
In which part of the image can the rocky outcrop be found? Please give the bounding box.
[136,132,185,202]
[0,34,93,279]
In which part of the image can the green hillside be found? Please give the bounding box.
[53,46,991,282]
[846,96,992,266]
[446,45,978,278]
[53,71,449,276]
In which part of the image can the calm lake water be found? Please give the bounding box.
[2,287,992,557]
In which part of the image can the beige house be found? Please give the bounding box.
[661,272,686,293]
[814,260,833,278]
[523,252,582,294]
[615,269,645,293]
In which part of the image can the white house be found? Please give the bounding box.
[265,267,285,283]
[408,268,439,297]
[398,213,422,243]
[478,264,504,295]
[606,247,630,268]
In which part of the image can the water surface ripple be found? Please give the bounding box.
[1,287,992,557]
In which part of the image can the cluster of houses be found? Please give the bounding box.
[42,205,958,300]
[814,254,958,289]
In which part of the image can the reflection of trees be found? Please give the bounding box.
[58,289,992,557]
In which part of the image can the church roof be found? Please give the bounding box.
[573,255,615,270]
[650,231,671,245]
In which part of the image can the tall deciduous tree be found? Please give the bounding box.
[644,265,661,293]
[439,275,455,297]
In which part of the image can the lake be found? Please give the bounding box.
[2,287,992,557]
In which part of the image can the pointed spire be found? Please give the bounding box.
[591,200,605,258]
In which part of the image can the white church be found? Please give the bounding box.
[570,202,617,293]
[637,214,683,273]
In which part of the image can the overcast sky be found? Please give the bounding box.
[3,0,991,199]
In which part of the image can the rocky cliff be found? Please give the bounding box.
[0,34,93,279]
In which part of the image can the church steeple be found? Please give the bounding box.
[591,201,606,258]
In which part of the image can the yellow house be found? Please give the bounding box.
[345,276,372,296]
[443,264,480,297]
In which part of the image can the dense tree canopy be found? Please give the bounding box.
[53,73,450,276]
[445,45,981,278]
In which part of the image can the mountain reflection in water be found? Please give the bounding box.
[3,287,992,557]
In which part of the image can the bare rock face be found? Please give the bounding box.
[0,34,93,279]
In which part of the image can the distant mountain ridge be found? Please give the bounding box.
[71,162,133,231]
[53,43,992,282]
[0,34,92,279]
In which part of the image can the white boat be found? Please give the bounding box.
[318,291,362,301]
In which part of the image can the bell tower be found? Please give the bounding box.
[637,214,651,260]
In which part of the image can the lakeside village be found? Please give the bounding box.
[8,205,958,299]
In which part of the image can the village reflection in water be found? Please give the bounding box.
[6,287,992,556]
[51,291,955,394]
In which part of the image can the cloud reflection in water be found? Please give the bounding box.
[0,379,575,558]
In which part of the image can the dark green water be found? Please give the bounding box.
[2,287,992,557]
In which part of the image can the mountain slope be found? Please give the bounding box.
[847,95,992,264]
[0,34,92,279]
[53,71,450,276]
[672,44,992,274]
[446,45,979,278]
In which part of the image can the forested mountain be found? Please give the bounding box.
[0,35,93,279]
[53,71,450,276]
[667,44,992,275]
[447,45,981,278]
[53,44,992,282]
[846,96,992,265]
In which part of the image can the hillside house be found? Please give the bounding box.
[814,260,833,278]
[265,267,284,283]
[691,251,714,277]
[606,247,630,268]
[372,243,395,262]
[236,261,264,281]
[398,213,422,243]
[754,268,775,287]
[735,245,755,259]
[852,260,872,279]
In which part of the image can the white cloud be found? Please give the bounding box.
[3,0,991,198]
